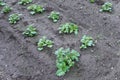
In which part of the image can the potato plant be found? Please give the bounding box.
[80,35,95,49]
[48,11,60,23]
[18,0,32,5]
[59,23,78,35]
[55,47,80,76]
[23,25,37,37]
[1,5,12,13]
[100,2,112,12]
[0,0,5,6]
[9,14,21,24]
[37,36,53,51]
[27,4,45,15]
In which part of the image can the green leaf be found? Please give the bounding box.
[55,47,80,76]
[27,4,44,14]
[48,11,60,23]
[59,23,78,35]
[38,48,43,51]
[23,25,37,37]
[89,0,95,3]
[37,36,53,51]
[80,35,95,49]
[8,13,21,24]
[56,69,65,76]
[18,0,32,5]
[100,2,112,12]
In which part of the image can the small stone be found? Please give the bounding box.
[103,16,107,20]
[111,67,114,70]
[11,0,18,5]
[91,50,94,52]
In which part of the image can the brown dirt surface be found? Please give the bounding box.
[0,0,120,80]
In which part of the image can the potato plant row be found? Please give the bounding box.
[0,0,113,76]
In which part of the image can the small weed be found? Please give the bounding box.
[55,47,80,76]
[59,23,78,35]
[23,25,37,37]
[48,11,60,23]
[1,5,12,13]
[0,0,5,6]
[89,0,95,3]
[18,0,32,5]
[80,35,95,49]
[37,36,53,51]
[9,14,21,24]
[27,4,45,15]
[100,2,112,12]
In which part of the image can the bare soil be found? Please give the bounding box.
[0,0,120,80]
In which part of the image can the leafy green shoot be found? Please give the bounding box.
[59,23,78,35]
[27,4,45,15]
[18,0,32,5]
[55,47,80,76]
[80,35,95,49]
[0,0,5,6]
[89,0,95,3]
[1,5,12,13]
[48,11,60,23]
[9,13,21,24]
[100,2,113,12]
[23,25,37,37]
[37,36,53,51]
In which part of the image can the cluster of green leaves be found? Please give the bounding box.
[89,0,95,3]
[1,5,12,13]
[18,0,32,5]
[27,4,45,15]
[55,47,80,76]
[48,11,60,23]
[9,14,21,24]
[23,25,37,37]
[37,36,53,51]
[80,35,95,49]
[59,23,78,35]
[0,0,5,6]
[100,2,112,12]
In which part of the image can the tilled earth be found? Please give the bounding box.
[0,0,120,80]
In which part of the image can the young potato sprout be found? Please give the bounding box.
[23,25,37,37]
[27,4,45,15]
[18,0,32,5]
[55,47,80,76]
[37,36,53,51]
[1,5,12,13]
[80,35,95,49]
[48,11,60,23]
[9,14,21,24]
[100,2,113,12]
[59,23,78,35]
[89,0,95,3]
[0,0,5,6]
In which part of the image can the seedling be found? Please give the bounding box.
[37,36,53,51]
[80,35,95,49]
[27,4,45,15]
[100,2,112,12]
[59,23,78,35]
[0,0,5,6]
[9,14,21,24]
[1,5,12,13]
[18,0,32,5]
[48,11,60,23]
[89,0,95,3]
[23,25,37,37]
[55,47,80,76]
